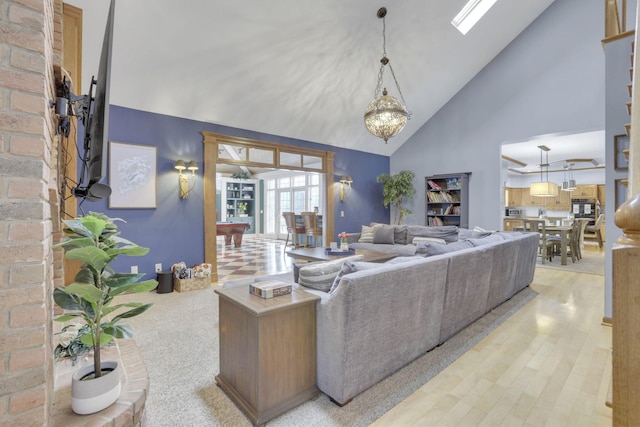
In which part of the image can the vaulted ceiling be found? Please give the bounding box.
[67,0,557,157]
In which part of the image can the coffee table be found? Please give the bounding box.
[286,247,397,263]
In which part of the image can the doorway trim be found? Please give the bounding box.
[202,131,335,283]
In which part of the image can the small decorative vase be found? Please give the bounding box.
[340,241,349,251]
[71,360,121,415]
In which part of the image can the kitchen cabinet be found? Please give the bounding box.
[572,184,598,199]
[505,187,523,206]
[548,189,571,210]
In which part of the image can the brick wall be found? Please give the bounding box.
[0,0,62,425]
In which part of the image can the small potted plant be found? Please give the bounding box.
[237,201,249,217]
[53,212,157,414]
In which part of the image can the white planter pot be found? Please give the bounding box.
[71,360,121,415]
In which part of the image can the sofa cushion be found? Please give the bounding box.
[415,239,473,257]
[464,233,507,247]
[358,225,374,243]
[298,255,364,292]
[407,225,459,243]
[412,236,446,245]
[373,225,395,244]
[393,225,409,245]
[329,260,384,293]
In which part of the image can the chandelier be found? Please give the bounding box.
[364,7,411,143]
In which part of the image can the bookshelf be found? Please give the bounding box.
[220,178,257,233]
[425,173,470,229]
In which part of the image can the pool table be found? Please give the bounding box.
[216,222,251,247]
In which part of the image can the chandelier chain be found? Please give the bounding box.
[373,14,410,115]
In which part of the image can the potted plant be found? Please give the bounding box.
[237,201,248,217]
[53,212,157,414]
[376,170,416,224]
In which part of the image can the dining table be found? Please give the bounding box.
[513,222,574,266]
[544,224,573,265]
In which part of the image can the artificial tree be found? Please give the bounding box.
[376,170,416,224]
[54,212,157,378]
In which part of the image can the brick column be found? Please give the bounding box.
[0,0,62,425]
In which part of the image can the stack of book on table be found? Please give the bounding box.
[249,280,292,299]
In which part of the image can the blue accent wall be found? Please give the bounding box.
[78,105,389,278]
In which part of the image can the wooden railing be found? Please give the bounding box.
[612,195,640,425]
[612,1,640,423]
[605,0,632,39]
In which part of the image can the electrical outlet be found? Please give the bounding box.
[131,265,138,274]
[155,263,162,273]
[341,210,344,217]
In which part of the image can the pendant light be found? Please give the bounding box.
[561,163,576,191]
[364,7,411,143]
[529,145,558,197]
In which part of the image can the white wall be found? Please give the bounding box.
[390,0,604,231]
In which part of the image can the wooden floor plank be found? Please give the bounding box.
[372,266,612,427]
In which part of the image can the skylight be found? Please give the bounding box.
[451,0,499,35]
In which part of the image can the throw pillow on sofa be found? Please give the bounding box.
[412,236,446,245]
[415,239,473,257]
[370,223,409,244]
[372,224,395,244]
[358,225,374,243]
[328,260,383,293]
[298,255,364,292]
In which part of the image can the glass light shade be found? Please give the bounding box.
[187,160,198,171]
[530,181,558,197]
[566,179,576,190]
[364,93,409,143]
[174,160,186,171]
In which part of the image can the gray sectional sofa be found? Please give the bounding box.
[225,227,539,406]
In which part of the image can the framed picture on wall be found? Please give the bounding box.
[615,178,628,209]
[614,133,629,170]
[109,141,157,209]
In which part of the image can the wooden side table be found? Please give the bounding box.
[215,286,320,426]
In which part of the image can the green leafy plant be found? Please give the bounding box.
[53,212,157,378]
[376,170,416,224]
[231,172,249,180]
[236,201,248,213]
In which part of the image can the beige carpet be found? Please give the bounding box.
[120,283,537,426]
[535,245,604,276]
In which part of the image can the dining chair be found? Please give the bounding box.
[551,220,580,263]
[282,212,306,250]
[567,220,582,262]
[301,211,323,248]
[584,213,604,248]
[522,219,554,264]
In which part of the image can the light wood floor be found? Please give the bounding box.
[371,265,612,427]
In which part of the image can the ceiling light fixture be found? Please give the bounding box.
[451,0,499,35]
[562,163,577,191]
[364,7,411,144]
[529,145,558,197]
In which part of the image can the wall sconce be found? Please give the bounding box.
[175,160,198,199]
[339,176,353,202]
